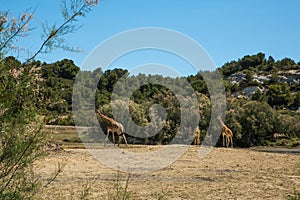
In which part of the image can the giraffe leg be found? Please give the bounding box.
[122,133,128,146]
[222,134,225,147]
[196,135,200,145]
[105,130,110,146]
[230,136,233,148]
[226,136,230,148]
[117,132,121,147]
[112,132,116,146]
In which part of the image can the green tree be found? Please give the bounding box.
[267,83,293,108]
[294,92,300,107]
[240,53,265,69]
[252,89,267,102]
[227,99,276,147]
[0,1,97,199]
[275,57,297,70]
[0,57,44,199]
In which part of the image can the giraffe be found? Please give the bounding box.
[96,110,128,147]
[217,116,233,148]
[192,126,201,145]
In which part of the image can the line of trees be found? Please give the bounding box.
[6,54,297,147]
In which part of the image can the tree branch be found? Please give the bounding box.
[0,15,32,52]
[25,3,87,64]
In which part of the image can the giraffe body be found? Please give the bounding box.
[218,117,233,148]
[193,126,201,145]
[96,111,128,146]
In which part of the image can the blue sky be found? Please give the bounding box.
[1,0,300,76]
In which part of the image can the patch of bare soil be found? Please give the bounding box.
[35,146,300,199]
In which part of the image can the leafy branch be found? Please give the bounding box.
[26,0,97,63]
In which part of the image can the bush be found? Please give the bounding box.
[227,99,277,147]
[0,1,97,198]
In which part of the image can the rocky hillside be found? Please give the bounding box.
[219,52,300,111]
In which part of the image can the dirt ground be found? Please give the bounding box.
[35,145,300,200]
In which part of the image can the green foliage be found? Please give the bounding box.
[34,51,298,147]
[220,52,265,77]
[3,53,296,148]
[219,52,299,113]
[293,92,300,107]
[274,111,300,138]
[252,89,267,102]
[240,52,265,69]
[0,57,45,199]
[226,98,300,147]
[107,172,131,200]
[0,0,98,199]
[0,11,34,57]
[227,99,275,147]
[187,72,209,95]
[219,52,299,77]
[287,188,300,200]
[3,47,299,150]
[275,58,297,70]
[240,101,276,146]
[267,83,293,108]
[41,59,79,125]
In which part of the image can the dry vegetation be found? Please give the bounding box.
[35,144,300,200]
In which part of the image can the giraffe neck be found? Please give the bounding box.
[97,111,114,124]
[218,118,225,127]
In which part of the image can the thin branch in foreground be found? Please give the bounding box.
[25,0,97,64]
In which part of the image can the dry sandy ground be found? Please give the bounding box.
[35,146,300,200]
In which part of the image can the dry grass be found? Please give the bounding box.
[35,145,300,200]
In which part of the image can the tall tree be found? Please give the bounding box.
[0,1,98,199]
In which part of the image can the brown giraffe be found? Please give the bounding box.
[192,126,201,145]
[217,116,233,148]
[96,110,128,146]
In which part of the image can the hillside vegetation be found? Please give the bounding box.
[1,53,299,147]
